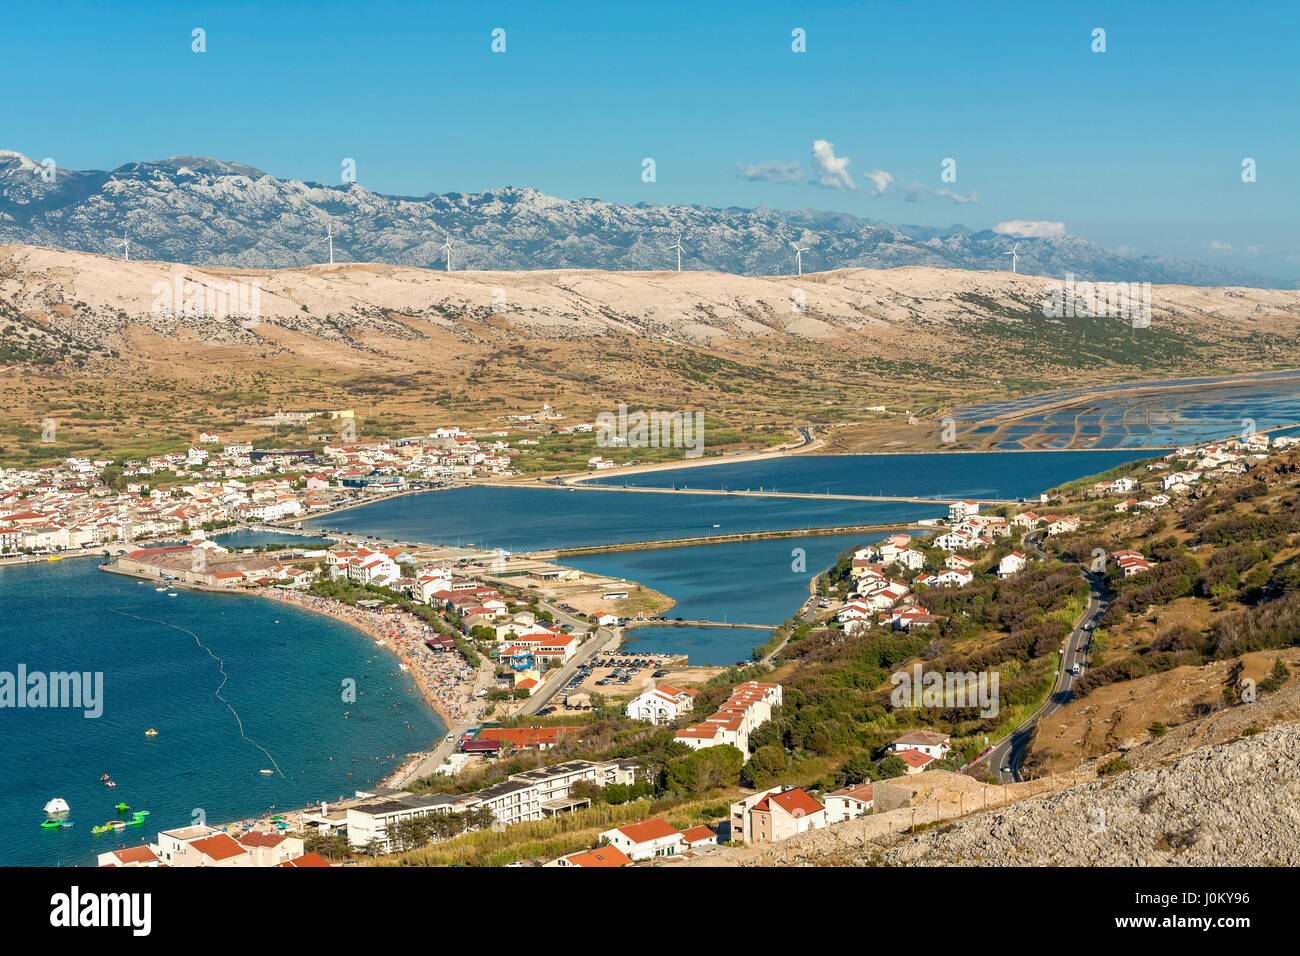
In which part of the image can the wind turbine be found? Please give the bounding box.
[115,226,131,261]
[665,232,684,272]
[791,241,807,276]
[304,223,342,265]
[1005,242,1019,274]
[441,236,453,271]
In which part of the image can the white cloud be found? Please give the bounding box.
[735,160,802,183]
[994,220,1066,239]
[1209,240,1233,253]
[809,139,857,191]
[863,169,893,196]
[902,181,978,204]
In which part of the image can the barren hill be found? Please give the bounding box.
[2,243,1299,463]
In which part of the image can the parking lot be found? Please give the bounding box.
[559,652,724,703]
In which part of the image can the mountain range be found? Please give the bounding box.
[0,151,1289,288]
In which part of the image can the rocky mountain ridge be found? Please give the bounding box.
[0,151,1288,287]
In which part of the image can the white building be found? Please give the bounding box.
[626,684,699,724]
[998,551,1027,578]
[948,500,980,522]
[890,730,951,759]
[824,783,874,823]
[600,818,685,860]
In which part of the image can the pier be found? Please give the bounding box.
[487,479,1012,506]
[533,521,930,558]
[632,619,777,630]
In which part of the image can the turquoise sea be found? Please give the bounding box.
[3,450,1151,865]
[0,531,443,866]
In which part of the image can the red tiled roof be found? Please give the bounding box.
[829,782,874,802]
[755,787,824,818]
[237,832,286,848]
[190,833,248,861]
[113,845,159,865]
[896,749,935,768]
[616,817,680,844]
[565,846,631,868]
[680,825,716,843]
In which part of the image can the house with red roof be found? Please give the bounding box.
[730,786,826,844]
[679,824,717,849]
[825,783,874,822]
[96,844,161,867]
[551,845,633,868]
[626,683,699,724]
[674,681,782,754]
[895,749,936,773]
[599,817,685,860]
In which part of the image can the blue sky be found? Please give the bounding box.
[3,0,1297,278]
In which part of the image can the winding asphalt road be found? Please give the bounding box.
[972,532,1111,783]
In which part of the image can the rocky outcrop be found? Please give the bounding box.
[698,724,1300,867]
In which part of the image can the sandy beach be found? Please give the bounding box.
[257,588,484,732]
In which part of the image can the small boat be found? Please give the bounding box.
[145,728,159,737]
[258,769,274,775]
[712,524,720,528]
[105,779,116,788]
[99,773,111,782]
[155,587,167,592]
[167,592,178,597]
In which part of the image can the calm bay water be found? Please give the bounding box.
[0,530,442,866]
[304,451,1150,550]
[566,532,874,664]
[3,449,1152,865]
[304,486,942,551]
[588,450,1149,498]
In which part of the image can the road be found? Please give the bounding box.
[971,532,1111,784]
[511,602,619,716]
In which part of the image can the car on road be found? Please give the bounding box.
[1071,663,1082,675]
[1001,765,1012,773]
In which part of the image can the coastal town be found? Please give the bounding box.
[81,426,1300,867]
